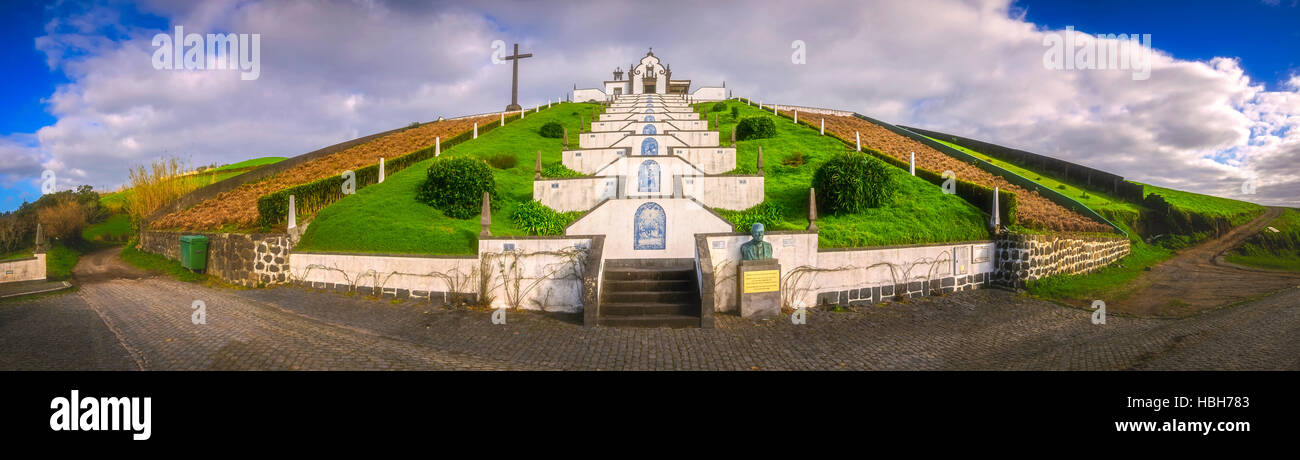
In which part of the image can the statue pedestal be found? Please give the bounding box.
[738,260,781,319]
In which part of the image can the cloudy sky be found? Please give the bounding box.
[2,0,1298,211]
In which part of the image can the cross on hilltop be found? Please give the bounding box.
[504,43,532,111]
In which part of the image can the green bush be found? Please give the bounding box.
[718,201,787,232]
[539,122,564,138]
[486,153,518,170]
[416,157,497,219]
[510,200,580,235]
[781,152,806,167]
[542,163,584,178]
[730,106,739,119]
[710,101,727,112]
[812,152,896,214]
[735,116,777,140]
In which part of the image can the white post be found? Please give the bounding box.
[793,110,798,124]
[287,195,297,230]
[435,137,440,156]
[910,152,916,176]
[991,187,1001,229]
[473,122,478,139]
[520,109,525,119]
[856,131,861,152]
[500,112,504,127]
[820,118,824,135]
[379,158,385,183]
[773,104,777,115]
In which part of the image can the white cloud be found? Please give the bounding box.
[13,0,1300,208]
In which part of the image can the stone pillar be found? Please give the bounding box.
[793,110,798,124]
[287,195,297,230]
[910,152,916,176]
[757,146,764,175]
[34,223,44,253]
[379,157,385,183]
[990,187,1001,230]
[579,116,584,133]
[500,112,505,127]
[807,188,818,231]
[820,118,824,135]
[435,137,440,156]
[520,109,524,119]
[563,127,569,148]
[473,122,478,139]
[534,150,542,179]
[730,126,736,147]
[856,131,861,152]
[480,192,491,237]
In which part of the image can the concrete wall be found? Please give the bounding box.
[669,131,719,147]
[672,147,736,174]
[682,176,764,210]
[562,148,625,174]
[590,120,707,132]
[291,252,479,304]
[478,237,595,312]
[139,230,292,286]
[690,86,727,101]
[994,232,1131,288]
[577,131,631,148]
[595,155,704,182]
[700,233,996,312]
[567,198,732,259]
[535,177,619,212]
[600,112,699,122]
[575,88,607,103]
[0,254,46,284]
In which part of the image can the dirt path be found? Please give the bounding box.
[1113,207,1300,317]
[73,247,148,283]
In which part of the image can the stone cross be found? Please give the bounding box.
[910,152,916,176]
[503,43,532,111]
[480,192,492,236]
[534,150,542,179]
[807,188,818,231]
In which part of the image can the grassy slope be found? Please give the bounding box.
[98,157,285,210]
[705,101,989,247]
[45,241,80,281]
[297,103,598,255]
[1141,183,1264,226]
[121,242,207,282]
[1225,207,1300,271]
[210,156,286,172]
[81,213,132,243]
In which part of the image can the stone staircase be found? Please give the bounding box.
[598,259,700,328]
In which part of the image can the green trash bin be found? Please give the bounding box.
[179,235,209,271]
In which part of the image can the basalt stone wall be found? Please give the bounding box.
[994,232,1130,288]
[139,231,292,286]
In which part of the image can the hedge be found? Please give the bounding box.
[256,111,526,229]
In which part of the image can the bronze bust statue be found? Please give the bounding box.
[740,223,773,261]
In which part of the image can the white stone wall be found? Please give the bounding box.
[0,254,46,284]
[668,131,719,147]
[594,155,705,181]
[535,177,618,212]
[478,238,593,312]
[577,131,632,148]
[704,233,818,312]
[575,88,607,103]
[683,176,764,210]
[690,86,727,101]
[590,121,706,133]
[290,252,479,299]
[567,198,732,259]
[562,148,625,174]
[600,112,699,122]
[672,147,736,174]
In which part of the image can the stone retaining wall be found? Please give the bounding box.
[0,254,46,284]
[993,232,1131,288]
[139,231,292,286]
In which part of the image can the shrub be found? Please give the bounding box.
[486,153,518,170]
[812,152,896,214]
[124,157,197,223]
[539,121,564,138]
[416,157,497,219]
[542,163,584,178]
[730,106,739,119]
[710,101,727,112]
[510,200,580,235]
[718,201,787,232]
[38,199,90,241]
[781,152,806,167]
[735,116,777,140]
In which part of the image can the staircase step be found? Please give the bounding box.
[602,279,694,291]
[604,268,695,281]
[601,302,699,316]
[603,290,696,303]
[597,314,700,328]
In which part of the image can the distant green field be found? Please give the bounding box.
[81,213,132,243]
[1226,207,1300,271]
[45,242,79,281]
[1140,183,1264,226]
[210,156,286,172]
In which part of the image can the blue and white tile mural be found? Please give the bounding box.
[640,137,659,155]
[644,108,653,113]
[637,160,661,192]
[642,124,656,134]
[633,202,667,250]
[643,115,654,122]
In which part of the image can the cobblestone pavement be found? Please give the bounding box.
[4,248,1298,370]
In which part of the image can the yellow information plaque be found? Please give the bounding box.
[742,269,780,293]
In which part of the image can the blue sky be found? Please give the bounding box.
[2,0,1299,213]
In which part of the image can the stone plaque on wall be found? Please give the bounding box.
[739,259,781,319]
